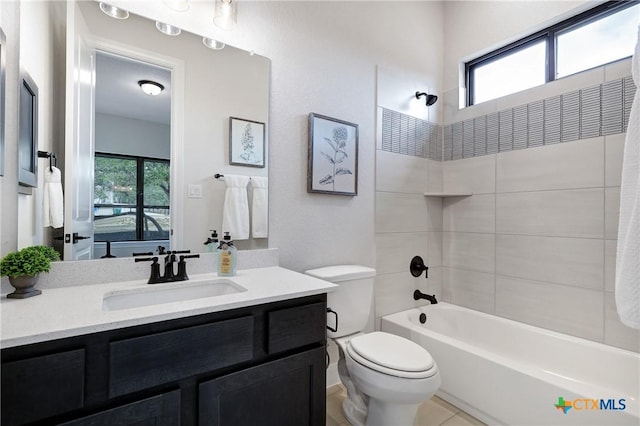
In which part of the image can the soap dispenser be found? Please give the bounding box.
[217,232,237,276]
[203,229,219,253]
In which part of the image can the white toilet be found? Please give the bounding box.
[305,265,441,426]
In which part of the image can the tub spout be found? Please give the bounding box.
[414,290,437,304]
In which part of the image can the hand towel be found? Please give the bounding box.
[221,175,250,240]
[615,25,640,330]
[43,166,64,228]
[250,177,268,238]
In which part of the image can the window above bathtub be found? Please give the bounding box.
[466,0,639,106]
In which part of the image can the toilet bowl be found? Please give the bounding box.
[336,332,441,426]
[305,265,440,426]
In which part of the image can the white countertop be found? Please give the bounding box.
[0,266,336,349]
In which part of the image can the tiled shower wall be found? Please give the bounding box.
[375,60,639,352]
[439,66,639,352]
[374,107,443,328]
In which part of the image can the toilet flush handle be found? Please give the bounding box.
[326,308,338,333]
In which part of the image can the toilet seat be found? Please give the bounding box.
[346,332,437,379]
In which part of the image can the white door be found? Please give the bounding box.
[63,1,95,260]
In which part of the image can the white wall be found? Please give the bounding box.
[95,113,170,159]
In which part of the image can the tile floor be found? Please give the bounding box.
[326,385,486,426]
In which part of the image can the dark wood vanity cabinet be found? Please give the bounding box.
[1,294,327,426]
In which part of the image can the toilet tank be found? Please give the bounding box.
[305,265,376,338]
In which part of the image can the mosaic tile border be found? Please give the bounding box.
[442,76,635,161]
[380,108,442,161]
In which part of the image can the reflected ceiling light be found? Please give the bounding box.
[202,37,226,50]
[155,21,182,36]
[99,2,129,19]
[415,91,438,106]
[138,80,165,96]
[213,0,237,31]
[163,0,190,12]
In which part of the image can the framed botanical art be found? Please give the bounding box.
[229,116,265,168]
[308,113,358,196]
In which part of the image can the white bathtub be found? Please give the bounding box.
[381,303,639,426]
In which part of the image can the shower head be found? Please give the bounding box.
[415,91,438,106]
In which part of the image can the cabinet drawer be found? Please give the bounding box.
[267,302,326,354]
[109,316,254,397]
[1,348,85,425]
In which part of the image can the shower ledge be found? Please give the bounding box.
[423,192,473,197]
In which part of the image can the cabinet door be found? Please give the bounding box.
[199,347,326,426]
[59,390,180,426]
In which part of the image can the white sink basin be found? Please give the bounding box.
[102,279,247,311]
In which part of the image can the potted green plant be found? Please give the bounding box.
[1,245,60,299]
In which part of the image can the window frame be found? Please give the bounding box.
[94,152,170,242]
[466,0,639,106]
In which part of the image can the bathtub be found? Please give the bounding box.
[381,303,639,426]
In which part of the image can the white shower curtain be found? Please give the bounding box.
[615,25,640,330]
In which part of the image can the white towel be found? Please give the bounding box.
[43,166,64,228]
[250,177,268,238]
[615,25,640,330]
[221,175,250,240]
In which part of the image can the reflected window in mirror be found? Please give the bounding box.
[94,153,170,245]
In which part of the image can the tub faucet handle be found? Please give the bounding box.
[410,255,429,279]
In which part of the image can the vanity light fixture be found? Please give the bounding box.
[202,37,226,50]
[155,21,182,36]
[99,2,129,19]
[415,91,438,106]
[213,0,237,31]
[138,80,165,96]
[163,0,190,12]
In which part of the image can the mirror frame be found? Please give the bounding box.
[18,70,38,188]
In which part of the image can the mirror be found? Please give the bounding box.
[60,1,270,259]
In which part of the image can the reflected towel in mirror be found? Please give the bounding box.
[43,166,64,228]
[221,175,250,240]
[250,177,268,238]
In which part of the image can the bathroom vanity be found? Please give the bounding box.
[1,266,334,426]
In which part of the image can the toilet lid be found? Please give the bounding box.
[347,332,436,378]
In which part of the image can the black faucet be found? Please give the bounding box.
[135,251,200,284]
[414,290,438,304]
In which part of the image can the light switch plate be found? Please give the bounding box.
[188,184,203,198]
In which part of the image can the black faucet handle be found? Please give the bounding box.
[133,251,154,257]
[180,254,200,260]
[135,256,158,263]
[169,250,191,255]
